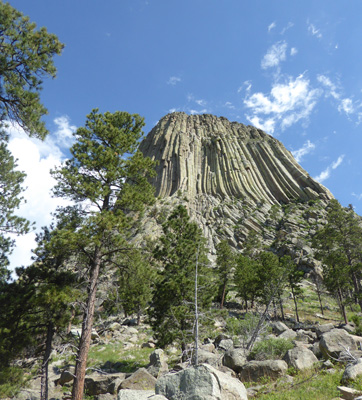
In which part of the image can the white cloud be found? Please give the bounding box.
[352,192,362,201]
[6,117,75,269]
[224,102,235,110]
[268,22,276,32]
[195,99,207,107]
[317,75,339,99]
[190,109,208,115]
[290,47,298,56]
[244,74,321,134]
[291,140,315,163]
[307,22,322,39]
[280,22,294,35]
[314,154,345,183]
[338,98,354,114]
[167,76,181,85]
[261,41,288,70]
[317,74,359,117]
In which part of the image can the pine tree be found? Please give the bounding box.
[51,109,155,400]
[215,240,235,309]
[312,199,362,322]
[149,205,214,360]
[0,1,64,138]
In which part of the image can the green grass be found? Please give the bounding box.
[87,342,154,373]
[255,367,343,400]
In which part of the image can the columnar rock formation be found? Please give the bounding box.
[138,112,333,268]
[139,112,333,204]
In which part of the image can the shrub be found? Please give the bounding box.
[225,314,271,346]
[249,337,294,361]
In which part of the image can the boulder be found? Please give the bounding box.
[319,329,357,358]
[223,348,248,373]
[147,349,169,378]
[118,389,157,400]
[85,373,125,395]
[156,363,248,400]
[342,358,362,383]
[239,360,288,382]
[278,329,297,340]
[217,339,234,352]
[315,323,334,338]
[270,321,289,335]
[120,368,157,390]
[193,348,221,368]
[56,368,74,386]
[337,385,362,399]
[283,347,319,371]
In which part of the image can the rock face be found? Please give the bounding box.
[140,113,332,203]
[155,363,248,400]
[138,112,334,265]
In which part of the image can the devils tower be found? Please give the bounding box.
[138,112,333,270]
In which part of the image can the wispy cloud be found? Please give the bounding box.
[268,22,276,32]
[307,21,322,39]
[290,47,298,56]
[280,22,294,35]
[314,155,345,183]
[317,74,359,117]
[352,192,362,201]
[244,74,321,134]
[224,101,235,110]
[291,140,315,163]
[261,41,288,70]
[167,76,181,86]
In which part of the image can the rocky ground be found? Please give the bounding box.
[7,280,362,400]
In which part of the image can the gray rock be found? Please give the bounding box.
[118,389,156,400]
[85,373,125,395]
[278,329,297,340]
[319,329,357,358]
[56,368,74,386]
[283,346,319,370]
[156,363,247,400]
[147,349,169,378]
[239,360,288,382]
[315,323,334,338]
[222,348,248,373]
[120,368,157,391]
[217,338,234,352]
[337,385,362,399]
[342,358,362,383]
[270,321,289,335]
[193,348,221,368]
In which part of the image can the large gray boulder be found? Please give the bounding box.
[239,360,288,382]
[156,363,248,400]
[85,373,126,395]
[315,323,334,338]
[270,321,289,335]
[342,358,362,383]
[319,329,357,358]
[120,368,157,390]
[117,390,161,400]
[223,348,248,373]
[147,349,169,378]
[283,347,319,371]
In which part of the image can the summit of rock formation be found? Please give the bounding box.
[138,112,334,270]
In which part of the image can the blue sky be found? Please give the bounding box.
[5,0,362,268]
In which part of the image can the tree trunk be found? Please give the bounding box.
[291,287,300,323]
[40,322,54,400]
[337,287,348,324]
[279,296,285,321]
[71,251,101,400]
[247,298,272,351]
[220,282,227,309]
